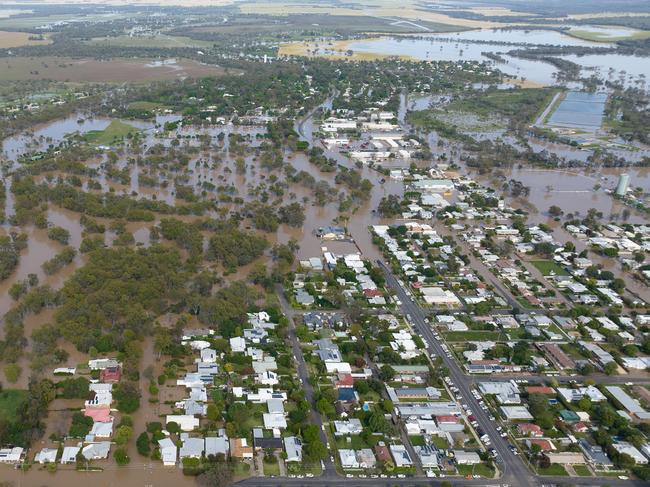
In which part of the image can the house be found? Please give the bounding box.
[612,441,648,464]
[339,449,359,469]
[253,429,283,450]
[230,438,253,459]
[159,438,177,466]
[526,439,556,452]
[99,366,122,383]
[500,406,533,421]
[88,358,119,370]
[390,445,413,467]
[334,418,363,435]
[60,445,81,464]
[84,407,112,423]
[180,435,205,459]
[284,436,303,462]
[90,420,114,438]
[557,386,606,403]
[453,450,481,465]
[356,449,376,469]
[0,447,23,463]
[205,435,229,457]
[82,442,111,460]
[166,415,200,431]
[415,445,440,468]
[579,439,612,468]
[478,381,520,404]
[200,348,217,363]
[262,413,287,429]
[559,410,580,423]
[34,448,58,464]
[374,444,392,463]
[229,337,246,353]
[517,423,543,438]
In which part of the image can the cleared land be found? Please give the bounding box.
[0,30,50,48]
[566,27,650,42]
[84,120,140,146]
[87,34,216,49]
[0,57,232,82]
[279,39,415,61]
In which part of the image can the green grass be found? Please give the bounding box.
[538,463,569,476]
[530,260,569,276]
[263,458,281,476]
[408,435,426,447]
[458,463,495,477]
[430,436,449,449]
[573,464,592,476]
[233,460,251,477]
[84,120,140,146]
[127,101,168,112]
[443,330,504,341]
[0,389,28,423]
[335,435,369,450]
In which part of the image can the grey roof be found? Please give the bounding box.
[205,436,229,456]
[180,436,204,458]
[82,442,111,460]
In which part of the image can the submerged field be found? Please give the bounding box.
[0,57,232,82]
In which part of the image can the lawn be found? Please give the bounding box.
[335,434,369,450]
[530,260,569,276]
[408,435,426,447]
[430,436,449,449]
[443,330,504,342]
[233,460,251,478]
[84,120,140,146]
[458,463,495,478]
[127,101,169,112]
[573,464,592,476]
[263,458,281,476]
[538,463,569,476]
[0,389,28,423]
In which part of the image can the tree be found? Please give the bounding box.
[136,432,151,456]
[113,382,141,413]
[548,205,563,217]
[379,364,395,381]
[3,363,21,383]
[114,425,133,445]
[197,461,234,487]
[604,361,618,375]
[114,447,130,465]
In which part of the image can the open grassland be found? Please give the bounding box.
[87,33,216,49]
[238,0,501,29]
[0,12,129,30]
[0,30,50,48]
[0,57,233,83]
[566,27,650,42]
[84,120,140,146]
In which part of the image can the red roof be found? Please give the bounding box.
[518,423,543,436]
[100,366,122,383]
[411,282,423,289]
[363,288,383,298]
[436,415,460,424]
[336,374,354,388]
[84,407,111,423]
[574,422,589,432]
[528,439,555,451]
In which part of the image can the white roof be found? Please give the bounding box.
[159,438,177,466]
[263,413,287,429]
[82,442,111,460]
[60,446,81,464]
[35,448,58,464]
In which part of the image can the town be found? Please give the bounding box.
[0,1,650,487]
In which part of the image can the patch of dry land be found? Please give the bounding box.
[0,30,50,48]
[239,0,502,29]
[0,57,233,82]
[279,39,415,61]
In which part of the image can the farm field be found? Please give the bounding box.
[0,30,50,48]
[87,34,216,49]
[0,57,232,82]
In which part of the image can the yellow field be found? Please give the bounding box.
[0,31,51,48]
[278,39,415,61]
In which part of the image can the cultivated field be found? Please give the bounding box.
[0,30,51,48]
[0,57,233,82]
[86,33,216,49]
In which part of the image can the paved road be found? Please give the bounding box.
[276,285,336,477]
[533,91,562,127]
[377,261,537,487]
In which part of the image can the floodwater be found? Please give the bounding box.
[336,28,649,89]
[546,91,607,131]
